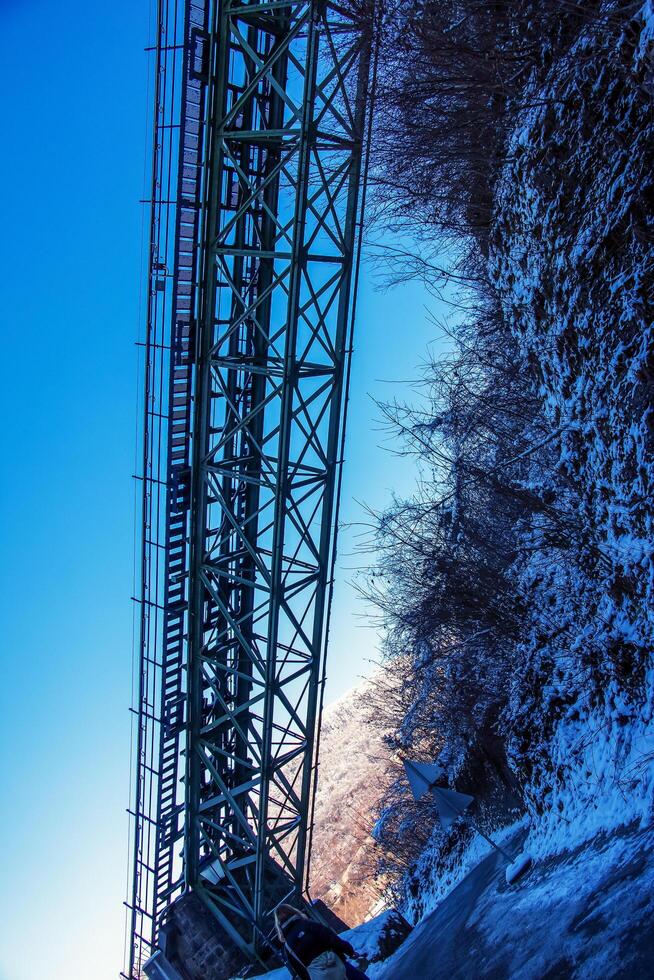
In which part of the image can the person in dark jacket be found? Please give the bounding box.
[274,904,369,980]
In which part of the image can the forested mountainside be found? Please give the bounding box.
[365,0,654,920]
[308,677,393,925]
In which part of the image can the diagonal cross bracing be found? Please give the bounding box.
[186,0,373,962]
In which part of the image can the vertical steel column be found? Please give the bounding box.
[185,0,373,961]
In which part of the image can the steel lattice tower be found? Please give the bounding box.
[124,2,374,976]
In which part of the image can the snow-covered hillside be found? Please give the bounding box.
[363,0,654,946]
[491,0,654,855]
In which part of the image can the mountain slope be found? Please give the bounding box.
[308,676,393,926]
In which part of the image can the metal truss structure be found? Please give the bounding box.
[124,2,374,976]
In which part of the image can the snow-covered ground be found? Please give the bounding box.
[377,821,654,978]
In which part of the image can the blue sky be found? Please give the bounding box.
[0,3,446,977]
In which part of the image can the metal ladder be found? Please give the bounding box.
[154,1,210,922]
[124,2,210,977]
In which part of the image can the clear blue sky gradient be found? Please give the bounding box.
[0,3,447,977]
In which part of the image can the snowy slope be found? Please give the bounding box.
[378,821,654,979]
[490,0,654,853]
